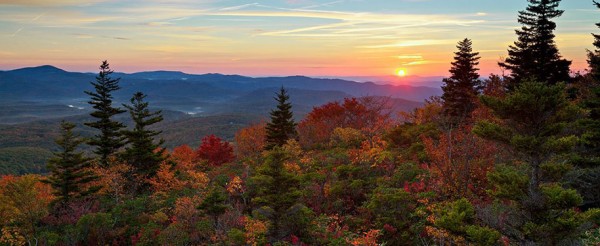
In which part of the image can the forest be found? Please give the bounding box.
[1,0,600,245]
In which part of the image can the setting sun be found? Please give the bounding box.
[396,69,407,77]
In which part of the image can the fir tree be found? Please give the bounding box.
[265,87,297,150]
[45,121,100,204]
[85,61,126,167]
[499,0,571,88]
[120,92,165,180]
[441,38,481,124]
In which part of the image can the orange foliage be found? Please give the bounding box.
[298,97,393,148]
[170,145,196,170]
[148,163,186,194]
[0,175,54,245]
[92,163,131,204]
[350,229,381,246]
[243,217,269,246]
[422,125,497,200]
[234,122,267,158]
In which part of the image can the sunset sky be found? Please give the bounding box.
[1,0,599,78]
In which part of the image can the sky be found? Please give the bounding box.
[0,0,599,78]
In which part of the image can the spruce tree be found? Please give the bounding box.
[265,87,297,150]
[441,38,481,124]
[121,92,165,179]
[499,0,571,88]
[45,121,100,204]
[85,61,126,167]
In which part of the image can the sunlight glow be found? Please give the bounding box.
[396,69,406,77]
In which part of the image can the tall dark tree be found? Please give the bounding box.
[589,1,600,81]
[45,121,100,204]
[120,92,165,179]
[265,87,297,150]
[441,38,481,123]
[499,0,571,88]
[85,61,126,167]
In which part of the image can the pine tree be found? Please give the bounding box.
[441,38,481,123]
[85,61,126,167]
[120,92,165,179]
[45,121,100,204]
[265,87,297,150]
[499,0,571,88]
[589,1,600,81]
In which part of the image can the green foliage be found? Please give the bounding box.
[251,148,303,240]
[541,184,582,209]
[75,212,113,245]
[487,165,529,200]
[465,225,501,246]
[0,147,52,174]
[45,121,99,204]
[84,60,126,166]
[434,198,474,233]
[265,87,298,150]
[121,92,166,181]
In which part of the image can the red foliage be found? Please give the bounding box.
[195,135,235,166]
[422,125,497,200]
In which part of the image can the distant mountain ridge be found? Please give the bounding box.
[0,65,440,123]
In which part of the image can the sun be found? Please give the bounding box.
[396,69,407,77]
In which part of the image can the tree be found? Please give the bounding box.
[588,1,600,81]
[45,121,99,204]
[473,81,594,244]
[441,38,481,123]
[85,60,126,167]
[121,92,166,180]
[251,149,303,240]
[265,87,297,150]
[234,122,267,159]
[196,135,235,166]
[499,0,571,88]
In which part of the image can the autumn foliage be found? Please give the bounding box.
[196,135,235,166]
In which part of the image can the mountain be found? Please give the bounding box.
[0,65,441,124]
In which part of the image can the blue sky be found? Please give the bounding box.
[0,0,598,77]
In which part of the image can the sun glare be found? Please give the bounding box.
[396,69,406,77]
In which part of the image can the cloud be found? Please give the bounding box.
[0,0,106,6]
[362,39,455,49]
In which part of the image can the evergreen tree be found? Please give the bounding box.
[85,61,126,167]
[441,38,481,123]
[120,92,165,180]
[588,1,600,81]
[265,87,297,150]
[499,0,571,88]
[251,149,303,241]
[45,121,100,204]
[473,81,595,244]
